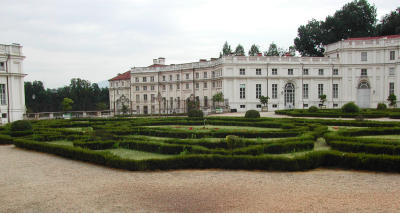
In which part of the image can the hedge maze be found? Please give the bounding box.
[2,116,400,172]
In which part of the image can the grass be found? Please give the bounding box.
[46,140,74,147]
[357,135,400,140]
[327,126,367,131]
[106,148,176,160]
[145,125,281,132]
[65,127,93,132]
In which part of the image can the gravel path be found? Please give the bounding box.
[1,145,400,213]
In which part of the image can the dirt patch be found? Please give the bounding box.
[1,145,400,212]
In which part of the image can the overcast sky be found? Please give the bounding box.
[1,0,398,88]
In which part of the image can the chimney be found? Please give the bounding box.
[199,59,207,62]
[158,57,165,65]
[153,58,159,64]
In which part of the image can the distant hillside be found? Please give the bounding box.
[97,80,109,88]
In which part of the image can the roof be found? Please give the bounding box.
[109,71,130,81]
[345,34,400,41]
[148,64,167,68]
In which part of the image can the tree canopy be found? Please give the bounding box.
[234,44,245,56]
[294,0,377,56]
[377,7,400,35]
[248,44,260,56]
[25,78,109,113]
[221,41,232,56]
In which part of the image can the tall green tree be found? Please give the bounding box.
[61,98,74,111]
[248,44,260,56]
[294,0,377,56]
[265,42,285,56]
[234,44,245,56]
[377,7,400,35]
[221,41,232,56]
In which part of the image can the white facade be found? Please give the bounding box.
[110,35,400,114]
[0,43,26,123]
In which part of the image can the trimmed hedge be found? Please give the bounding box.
[13,139,400,172]
[0,134,14,145]
[245,110,260,118]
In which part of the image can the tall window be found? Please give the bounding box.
[0,62,4,71]
[150,76,154,82]
[390,82,395,95]
[151,85,155,91]
[272,84,277,99]
[135,77,139,82]
[389,67,395,76]
[203,72,207,78]
[303,69,309,75]
[333,84,338,98]
[143,77,147,82]
[256,84,261,98]
[143,86,147,91]
[333,69,338,75]
[0,84,6,105]
[151,94,155,103]
[361,52,367,61]
[212,82,215,88]
[143,94,148,101]
[186,83,189,89]
[302,84,308,99]
[361,69,367,76]
[318,69,324,75]
[136,86,139,91]
[390,51,395,60]
[240,84,246,99]
[204,82,207,88]
[318,84,324,97]
[204,96,208,107]
[240,68,245,75]
[136,94,140,103]
[176,74,180,80]
[162,85,166,90]
[195,83,199,89]
[186,73,190,79]
[162,76,166,81]
[256,68,261,75]
[288,69,293,75]
[196,72,199,79]
[272,68,277,75]
[176,83,180,90]
[169,84,173,90]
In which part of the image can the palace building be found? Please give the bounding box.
[0,43,26,123]
[109,35,400,114]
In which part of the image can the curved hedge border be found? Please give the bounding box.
[13,139,400,173]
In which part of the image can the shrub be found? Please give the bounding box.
[341,102,360,113]
[0,134,14,144]
[10,120,32,132]
[377,103,387,110]
[225,135,245,150]
[188,110,203,118]
[355,115,365,121]
[308,106,318,113]
[245,110,260,118]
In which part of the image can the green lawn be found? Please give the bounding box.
[327,126,367,131]
[145,125,281,132]
[65,127,93,132]
[47,140,74,146]
[357,135,400,140]
[106,148,176,160]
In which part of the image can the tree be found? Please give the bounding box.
[265,43,282,56]
[377,7,400,35]
[387,94,397,108]
[294,0,377,56]
[248,44,260,56]
[319,94,327,107]
[61,98,74,111]
[294,19,325,56]
[259,96,269,111]
[212,92,224,107]
[234,44,245,56]
[221,41,232,56]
